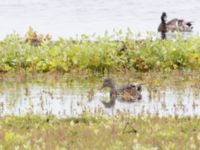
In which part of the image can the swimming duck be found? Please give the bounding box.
[158,12,193,39]
[100,78,142,107]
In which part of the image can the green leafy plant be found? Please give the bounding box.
[1,28,200,73]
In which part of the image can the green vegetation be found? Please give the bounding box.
[1,28,200,73]
[1,29,200,149]
[0,115,200,150]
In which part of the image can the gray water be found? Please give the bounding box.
[1,0,200,118]
[1,80,200,117]
[0,0,199,39]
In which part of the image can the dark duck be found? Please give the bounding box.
[158,12,193,39]
[100,78,142,108]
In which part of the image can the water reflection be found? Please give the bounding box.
[0,77,200,117]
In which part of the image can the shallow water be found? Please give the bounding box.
[0,75,200,117]
[0,0,199,39]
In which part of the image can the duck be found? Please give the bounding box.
[158,12,193,39]
[100,78,142,108]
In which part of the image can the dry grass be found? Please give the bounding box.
[0,115,200,150]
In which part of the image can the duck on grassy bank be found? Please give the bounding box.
[100,78,142,108]
[158,12,193,39]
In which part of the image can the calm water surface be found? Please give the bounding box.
[0,0,200,117]
[0,0,199,38]
[0,75,200,117]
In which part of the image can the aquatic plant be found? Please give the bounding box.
[1,29,200,73]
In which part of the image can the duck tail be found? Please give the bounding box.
[186,22,193,27]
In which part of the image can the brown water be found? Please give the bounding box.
[0,73,200,117]
[0,0,199,39]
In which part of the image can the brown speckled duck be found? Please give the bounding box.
[100,78,142,108]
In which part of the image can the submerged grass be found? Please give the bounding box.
[1,29,200,149]
[0,115,200,150]
[1,28,200,73]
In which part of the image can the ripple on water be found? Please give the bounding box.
[0,79,200,117]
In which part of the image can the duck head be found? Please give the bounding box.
[100,78,115,90]
[161,12,167,23]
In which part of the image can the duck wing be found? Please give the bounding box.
[166,18,179,25]
[117,84,142,102]
[166,18,193,32]
[158,18,179,32]
[165,18,179,32]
